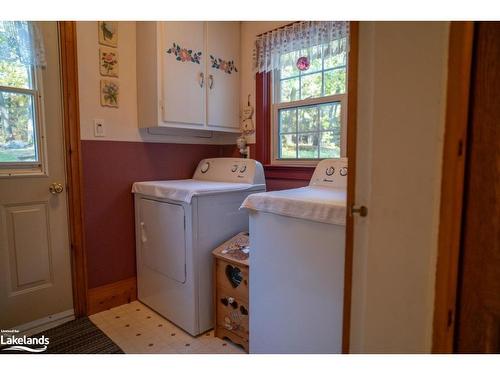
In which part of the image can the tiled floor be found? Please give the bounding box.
[89,301,246,354]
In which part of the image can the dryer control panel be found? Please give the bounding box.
[309,158,348,189]
[193,158,265,185]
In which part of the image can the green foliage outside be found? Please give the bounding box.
[0,27,37,163]
[278,39,346,159]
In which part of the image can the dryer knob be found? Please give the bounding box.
[326,166,335,176]
[200,162,210,173]
[340,167,348,176]
[239,165,247,173]
[231,164,238,172]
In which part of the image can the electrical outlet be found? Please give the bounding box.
[94,119,105,137]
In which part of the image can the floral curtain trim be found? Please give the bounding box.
[253,21,349,73]
[166,42,202,64]
[210,55,238,74]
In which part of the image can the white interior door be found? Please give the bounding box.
[206,22,240,131]
[161,21,205,127]
[0,22,74,330]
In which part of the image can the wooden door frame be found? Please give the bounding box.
[342,20,359,354]
[432,21,475,353]
[58,21,88,317]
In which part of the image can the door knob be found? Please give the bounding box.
[350,205,368,217]
[49,182,64,195]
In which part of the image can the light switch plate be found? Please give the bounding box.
[94,119,105,137]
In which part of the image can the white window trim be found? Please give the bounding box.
[271,70,348,166]
[0,65,47,178]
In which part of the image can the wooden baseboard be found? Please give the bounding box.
[87,277,137,315]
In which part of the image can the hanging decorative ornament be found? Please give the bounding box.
[296,56,310,71]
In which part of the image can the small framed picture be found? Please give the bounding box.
[100,80,119,108]
[99,48,119,77]
[98,21,118,47]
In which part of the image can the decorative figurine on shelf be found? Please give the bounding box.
[237,94,254,158]
[236,135,248,157]
[240,94,255,136]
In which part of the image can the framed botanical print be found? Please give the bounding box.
[98,21,118,47]
[99,48,119,77]
[100,80,119,108]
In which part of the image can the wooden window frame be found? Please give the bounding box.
[254,21,359,353]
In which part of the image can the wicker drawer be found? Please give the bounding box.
[215,259,249,302]
[216,292,249,338]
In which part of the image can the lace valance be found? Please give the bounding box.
[254,21,349,73]
[0,21,46,68]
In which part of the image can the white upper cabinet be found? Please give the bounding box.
[137,22,241,133]
[206,22,241,131]
[161,22,205,127]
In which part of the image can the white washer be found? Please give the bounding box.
[241,158,347,353]
[132,158,265,336]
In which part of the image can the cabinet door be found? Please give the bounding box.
[161,22,205,127]
[206,22,241,131]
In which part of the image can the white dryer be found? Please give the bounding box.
[132,158,265,336]
[241,158,347,353]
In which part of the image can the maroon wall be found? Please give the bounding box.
[81,140,232,288]
[266,178,309,191]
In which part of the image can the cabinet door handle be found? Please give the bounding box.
[199,72,204,88]
[209,74,214,89]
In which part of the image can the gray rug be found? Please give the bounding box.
[1,317,123,354]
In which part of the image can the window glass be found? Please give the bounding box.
[0,21,39,165]
[277,37,347,104]
[275,37,347,161]
[278,101,342,160]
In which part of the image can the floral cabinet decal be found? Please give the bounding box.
[166,42,202,64]
[210,55,238,74]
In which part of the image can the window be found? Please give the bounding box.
[273,38,347,163]
[0,21,44,174]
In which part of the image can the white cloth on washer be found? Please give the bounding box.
[132,179,256,203]
[241,186,346,225]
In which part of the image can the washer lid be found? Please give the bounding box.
[241,186,346,225]
[132,179,263,203]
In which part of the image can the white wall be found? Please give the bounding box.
[76,21,234,144]
[240,22,289,144]
[350,22,449,353]
[77,21,140,142]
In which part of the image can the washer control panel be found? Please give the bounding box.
[309,158,348,189]
[193,158,265,185]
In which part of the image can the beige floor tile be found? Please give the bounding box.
[90,301,246,354]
